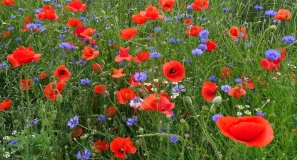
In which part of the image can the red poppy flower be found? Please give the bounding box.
[71,127,82,139]
[0,99,12,111]
[134,51,150,63]
[114,47,134,62]
[260,59,280,71]
[220,67,231,78]
[192,0,209,11]
[94,84,108,94]
[54,65,72,81]
[110,137,137,159]
[186,26,204,36]
[184,18,192,25]
[65,0,86,12]
[162,60,185,82]
[93,63,103,71]
[73,26,87,38]
[119,28,137,40]
[24,16,32,24]
[116,88,137,104]
[140,6,164,20]
[7,46,42,68]
[66,18,83,27]
[94,140,108,153]
[128,74,141,87]
[38,71,50,80]
[139,93,175,116]
[2,0,14,6]
[44,81,66,101]
[216,116,274,147]
[158,0,175,12]
[81,46,99,60]
[1,31,10,39]
[107,106,116,116]
[132,13,147,25]
[201,82,217,102]
[111,68,126,78]
[36,5,59,21]
[228,86,246,98]
[241,74,254,90]
[206,40,217,52]
[229,26,248,39]
[20,79,32,90]
[274,9,291,21]
[80,28,96,39]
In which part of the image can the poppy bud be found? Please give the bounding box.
[268,25,277,31]
[135,139,142,146]
[138,127,144,134]
[210,104,216,114]
[212,96,222,105]
[183,96,192,106]
[56,93,63,103]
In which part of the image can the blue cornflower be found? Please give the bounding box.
[10,15,17,19]
[192,48,203,56]
[27,118,39,127]
[282,35,296,44]
[222,8,228,13]
[199,30,209,39]
[221,85,231,93]
[208,76,217,83]
[212,114,223,122]
[186,14,193,18]
[164,18,171,22]
[176,38,182,43]
[254,5,263,10]
[61,28,68,33]
[234,78,243,83]
[256,112,265,118]
[187,5,193,10]
[7,27,14,31]
[35,8,43,14]
[150,46,155,51]
[169,134,180,143]
[18,8,24,12]
[265,10,277,17]
[200,38,207,44]
[120,61,126,67]
[97,115,106,122]
[172,84,186,94]
[15,37,21,42]
[126,116,138,126]
[33,77,39,83]
[108,39,115,45]
[80,78,90,85]
[59,34,66,39]
[169,38,176,43]
[0,62,7,69]
[150,52,161,59]
[44,0,51,2]
[129,96,143,109]
[265,49,280,61]
[154,27,162,32]
[76,149,91,160]
[198,44,207,51]
[134,72,147,82]
[67,116,79,129]
[9,140,18,145]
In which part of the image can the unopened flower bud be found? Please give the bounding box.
[268,25,277,31]
[212,96,222,105]
[183,96,193,106]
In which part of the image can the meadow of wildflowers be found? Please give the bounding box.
[0,0,297,159]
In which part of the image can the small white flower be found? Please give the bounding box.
[151,88,157,92]
[245,105,250,108]
[153,79,159,82]
[255,108,262,112]
[12,130,17,135]
[236,105,244,110]
[244,110,251,115]
[3,152,10,158]
[172,82,178,85]
[3,136,10,141]
[237,112,242,117]
[171,93,179,99]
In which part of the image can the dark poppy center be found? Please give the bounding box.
[118,148,124,154]
[169,68,176,74]
[59,70,65,75]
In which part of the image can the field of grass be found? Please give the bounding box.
[0,0,297,159]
